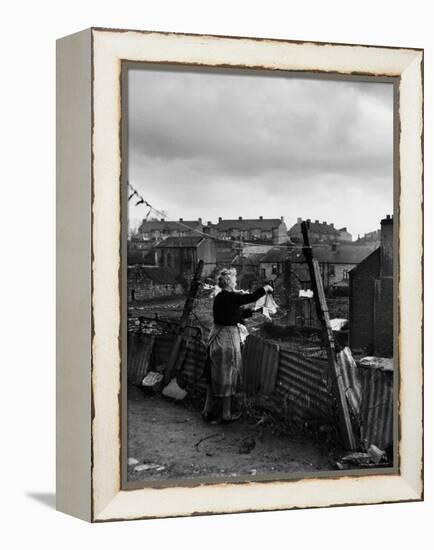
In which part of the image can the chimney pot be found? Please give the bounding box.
[380,215,393,276]
[179,217,183,222]
[330,223,334,228]
[315,219,319,224]
[259,215,263,220]
[238,216,242,220]
[218,217,222,223]
[307,218,311,223]
[207,221,212,226]
[297,217,302,223]
[160,218,164,222]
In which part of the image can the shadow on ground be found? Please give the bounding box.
[26,492,56,510]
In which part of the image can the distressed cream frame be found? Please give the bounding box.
[56,28,423,522]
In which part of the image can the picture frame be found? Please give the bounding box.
[56,27,423,522]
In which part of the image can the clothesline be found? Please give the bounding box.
[128,181,330,251]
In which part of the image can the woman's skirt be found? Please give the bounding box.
[205,325,242,398]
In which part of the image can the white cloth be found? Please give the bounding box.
[254,293,278,319]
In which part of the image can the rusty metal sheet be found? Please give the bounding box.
[181,339,207,391]
[242,335,279,397]
[127,332,155,385]
[275,348,335,421]
[358,362,393,451]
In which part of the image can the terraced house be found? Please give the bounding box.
[204,216,288,244]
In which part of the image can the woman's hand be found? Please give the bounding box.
[263,284,274,293]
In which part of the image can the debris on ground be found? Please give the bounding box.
[127,387,346,482]
[162,377,187,400]
[134,462,164,472]
[336,444,388,470]
[141,371,164,390]
[238,437,256,454]
[194,433,225,452]
[367,444,387,464]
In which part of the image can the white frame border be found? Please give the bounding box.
[91,28,423,522]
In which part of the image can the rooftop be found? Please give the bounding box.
[215,217,285,231]
[288,219,340,236]
[128,266,180,285]
[139,219,202,232]
[155,236,205,248]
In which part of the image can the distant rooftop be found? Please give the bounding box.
[127,266,179,285]
[215,217,285,231]
[155,236,205,248]
[139,219,202,232]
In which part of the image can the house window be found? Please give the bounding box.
[329,265,335,277]
[272,264,278,275]
[343,269,350,280]
[260,268,266,279]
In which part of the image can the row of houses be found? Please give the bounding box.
[136,216,357,246]
[128,216,393,357]
[127,220,387,300]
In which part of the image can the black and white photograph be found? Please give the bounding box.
[124,65,395,485]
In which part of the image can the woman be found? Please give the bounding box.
[203,268,273,423]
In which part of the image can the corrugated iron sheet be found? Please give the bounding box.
[358,362,393,451]
[181,338,208,391]
[338,347,362,417]
[127,332,155,385]
[274,348,335,421]
[242,335,280,396]
[128,323,393,453]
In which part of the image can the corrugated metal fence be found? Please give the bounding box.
[128,326,393,451]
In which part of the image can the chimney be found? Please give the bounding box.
[380,215,393,276]
[315,219,319,224]
[330,223,334,228]
[179,217,183,222]
[198,218,202,224]
[306,218,311,223]
[207,221,212,226]
[297,217,302,223]
[280,216,284,222]
[160,218,164,222]
[238,216,243,220]
[323,221,327,225]
[259,215,263,220]
[218,217,222,223]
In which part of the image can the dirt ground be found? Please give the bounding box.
[127,385,344,483]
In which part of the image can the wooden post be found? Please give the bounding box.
[164,260,204,384]
[301,221,357,450]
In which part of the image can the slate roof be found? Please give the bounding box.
[258,244,378,265]
[313,243,378,264]
[215,218,284,231]
[259,247,292,263]
[288,221,340,236]
[155,236,204,248]
[139,219,202,232]
[128,266,180,285]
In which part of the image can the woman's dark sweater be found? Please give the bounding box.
[213,287,266,326]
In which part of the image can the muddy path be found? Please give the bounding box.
[127,386,344,484]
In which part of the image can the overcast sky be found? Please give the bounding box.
[128,67,394,238]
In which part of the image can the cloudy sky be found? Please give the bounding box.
[128,66,394,238]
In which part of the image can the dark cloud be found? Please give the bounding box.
[128,67,393,237]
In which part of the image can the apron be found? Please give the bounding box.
[205,325,243,397]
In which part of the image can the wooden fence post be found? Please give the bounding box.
[301,221,357,450]
[163,260,204,384]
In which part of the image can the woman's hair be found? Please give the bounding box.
[217,268,237,290]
